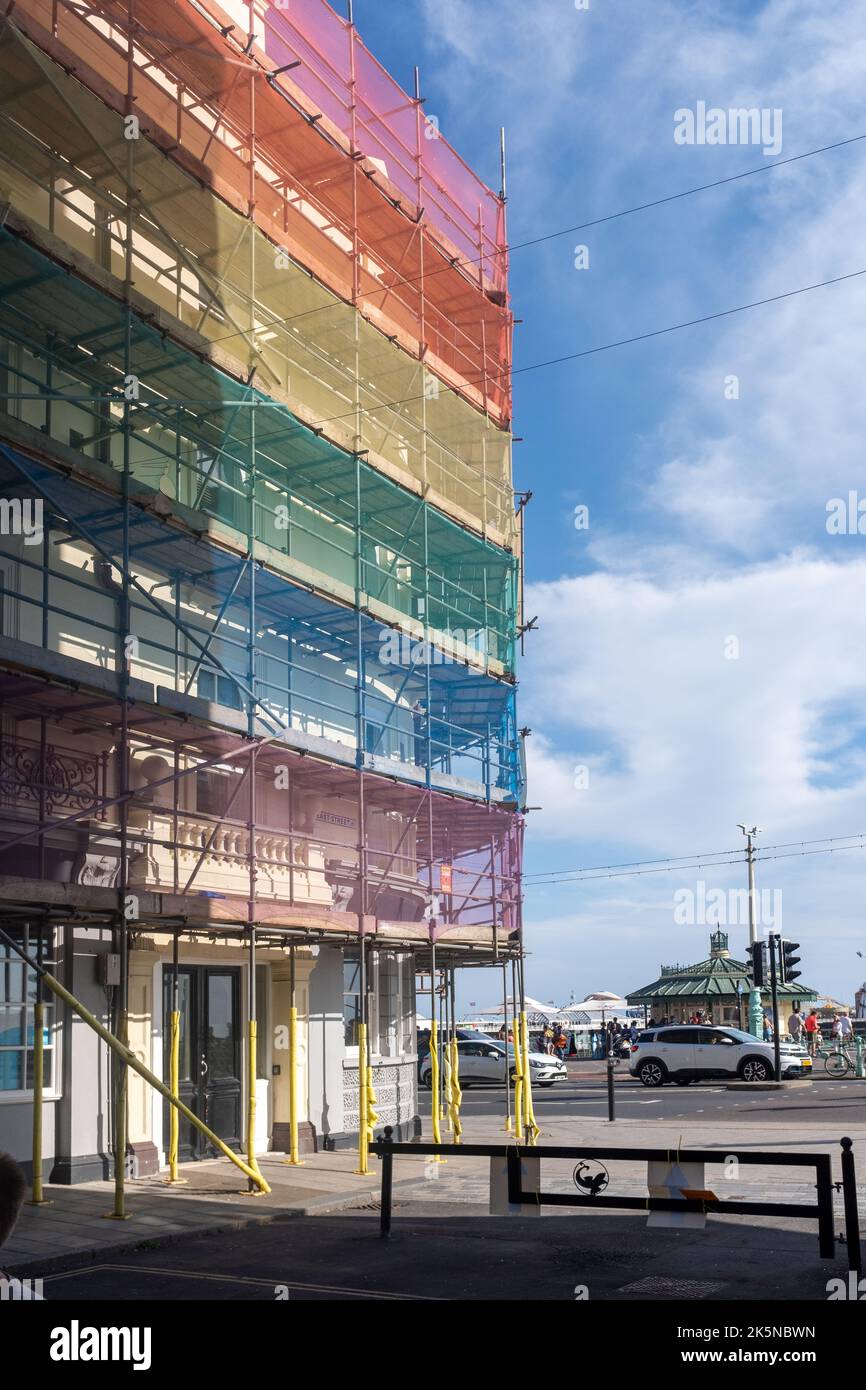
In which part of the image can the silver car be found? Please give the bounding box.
[419,1037,567,1089]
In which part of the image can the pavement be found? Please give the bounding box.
[2,1147,428,1278]
[5,1095,865,1296]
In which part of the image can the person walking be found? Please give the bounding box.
[787,1003,803,1041]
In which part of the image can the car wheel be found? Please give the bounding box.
[675,1077,693,1086]
[638,1059,666,1087]
[739,1056,774,1082]
[421,1071,434,1090]
[509,1067,518,1086]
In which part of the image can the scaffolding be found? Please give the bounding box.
[0,0,528,1186]
[0,1,515,537]
[0,225,518,677]
[0,661,522,936]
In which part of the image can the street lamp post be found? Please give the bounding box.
[738,823,764,1038]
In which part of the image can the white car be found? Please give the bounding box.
[419,1037,567,1089]
[629,1024,813,1087]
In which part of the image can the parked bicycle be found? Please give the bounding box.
[816,1041,858,1077]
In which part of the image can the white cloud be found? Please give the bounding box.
[418,0,866,1005]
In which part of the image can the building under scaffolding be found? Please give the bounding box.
[0,0,525,1184]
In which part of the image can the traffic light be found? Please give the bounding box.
[746,940,765,986]
[780,939,802,984]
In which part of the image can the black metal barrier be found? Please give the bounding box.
[372,1129,862,1272]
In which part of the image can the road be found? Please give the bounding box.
[420,1073,866,1127]
[37,1204,838,1304]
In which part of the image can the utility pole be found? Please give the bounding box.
[738,824,764,1038]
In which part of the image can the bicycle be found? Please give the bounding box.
[815,1040,857,1077]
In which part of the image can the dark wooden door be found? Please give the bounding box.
[163,966,242,1161]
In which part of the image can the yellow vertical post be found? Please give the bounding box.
[448,1036,462,1143]
[512,1009,524,1142]
[355,1020,369,1174]
[286,1004,302,1165]
[27,998,51,1206]
[167,1009,181,1182]
[521,1011,540,1145]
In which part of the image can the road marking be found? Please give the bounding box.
[640,1099,662,1104]
[44,1262,435,1301]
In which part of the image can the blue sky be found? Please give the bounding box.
[354,0,866,1010]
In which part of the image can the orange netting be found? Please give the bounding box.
[5,0,512,425]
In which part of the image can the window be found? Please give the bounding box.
[371,952,415,1059]
[197,670,244,712]
[343,952,415,1058]
[0,928,57,1096]
[659,1029,695,1045]
[195,765,248,818]
[343,958,362,1048]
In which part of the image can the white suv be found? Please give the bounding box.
[629,1025,812,1087]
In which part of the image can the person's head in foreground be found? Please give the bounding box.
[0,1152,26,1253]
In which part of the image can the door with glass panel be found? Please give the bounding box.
[163,966,242,1160]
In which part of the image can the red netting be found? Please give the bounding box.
[262,0,507,280]
[5,0,511,423]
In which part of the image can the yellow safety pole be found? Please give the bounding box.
[355,1020,369,1175]
[512,1008,524,1142]
[448,1036,462,1143]
[166,1011,184,1184]
[366,1064,379,1142]
[521,1011,540,1145]
[285,1004,302,1166]
[284,945,303,1166]
[20,960,270,1193]
[27,997,51,1206]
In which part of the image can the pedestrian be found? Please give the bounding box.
[837,1012,853,1041]
[554,1026,567,1060]
[787,1003,803,1041]
[804,1009,820,1056]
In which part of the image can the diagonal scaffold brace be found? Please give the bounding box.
[0,925,271,1195]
